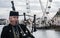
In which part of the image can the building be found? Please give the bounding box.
[0,19,8,25]
[51,8,60,26]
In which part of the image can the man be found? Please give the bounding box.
[1,11,35,38]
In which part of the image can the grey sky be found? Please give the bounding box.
[0,0,60,20]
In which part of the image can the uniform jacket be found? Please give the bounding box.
[1,24,35,38]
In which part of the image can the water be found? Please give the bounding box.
[33,30,60,38]
[1,26,60,38]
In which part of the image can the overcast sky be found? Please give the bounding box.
[0,0,60,20]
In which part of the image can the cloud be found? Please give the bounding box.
[0,0,60,20]
[0,7,11,19]
[54,1,60,8]
[0,0,12,8]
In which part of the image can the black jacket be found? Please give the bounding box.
[1,24,35,38]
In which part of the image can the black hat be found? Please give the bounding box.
[9,11,19,16]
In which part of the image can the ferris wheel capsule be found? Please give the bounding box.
[49,0,52,2]
[48,6,51,8]
[46,12,49,14]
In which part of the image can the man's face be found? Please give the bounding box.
[9,16,18,26]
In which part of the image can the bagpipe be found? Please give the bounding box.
[18,24,35,38]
